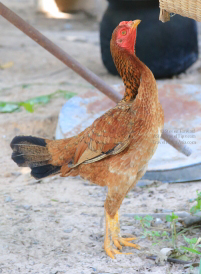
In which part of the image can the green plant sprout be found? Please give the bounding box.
[166,212,179,248]
[134,215,169,245]
[190,191,201,214]
[133,215,153,229]
[181,236,201,255]
[142,230,169,245]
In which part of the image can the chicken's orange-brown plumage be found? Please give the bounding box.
[11,20,164,259]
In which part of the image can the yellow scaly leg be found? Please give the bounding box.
[104,211,140,259]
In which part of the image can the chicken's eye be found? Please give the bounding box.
[121,30,127,36]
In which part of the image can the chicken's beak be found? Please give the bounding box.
[131,20,141,30]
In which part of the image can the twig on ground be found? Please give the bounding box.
[180,215,201,228]
[12,215,30,226]
[146,255,192,264]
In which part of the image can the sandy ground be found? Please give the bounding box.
[0,1,201,273]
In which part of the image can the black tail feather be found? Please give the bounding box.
[11,135,61,179]
[11,136,46,148]
[11,151,26,166]
[31,165,61,179]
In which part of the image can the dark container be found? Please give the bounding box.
[100,0,198,78]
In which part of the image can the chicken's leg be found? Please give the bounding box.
[104,210,140,259]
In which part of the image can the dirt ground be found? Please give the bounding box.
[0,1,201,273]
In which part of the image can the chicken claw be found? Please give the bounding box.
[104,237,133,259]
[104,211,140,259]
[120,238,140,249]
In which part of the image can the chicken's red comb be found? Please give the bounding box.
[119,21,133,26]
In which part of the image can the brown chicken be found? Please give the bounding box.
[11,20,164,259]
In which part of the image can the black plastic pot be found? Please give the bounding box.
[100,0,198,78]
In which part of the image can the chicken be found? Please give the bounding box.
[10,20,164,259]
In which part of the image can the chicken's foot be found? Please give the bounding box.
[104,211,140,259]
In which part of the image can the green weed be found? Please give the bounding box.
[0,89,76,113]
[181,236,201,255]
[133,215,153,229]
[166,212,179,248]
[190,191,201,214]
